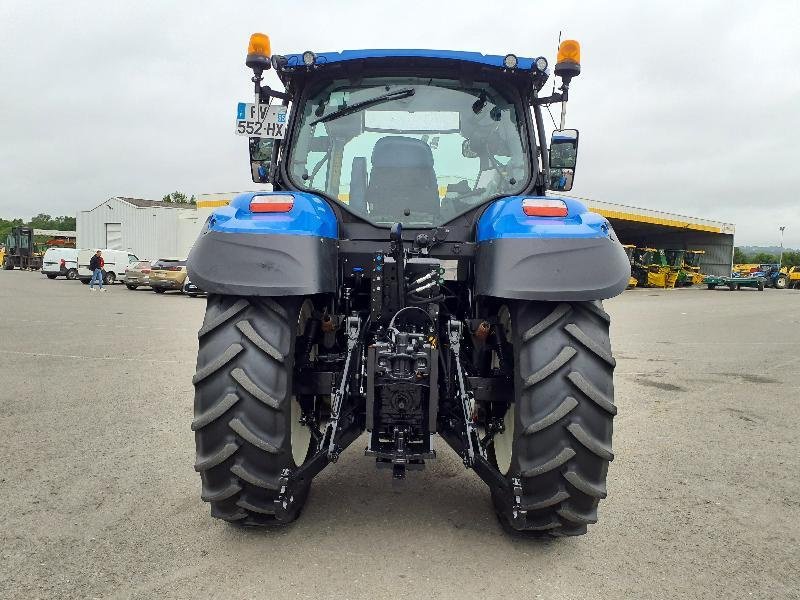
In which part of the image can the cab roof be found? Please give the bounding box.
[281,49,540,70]
[276,49,550,89]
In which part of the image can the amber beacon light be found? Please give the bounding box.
[554,39,581,80]
[246,33,272,71]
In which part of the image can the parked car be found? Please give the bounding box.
[124,261,152,289]
[149,258,188,293]
[182,276,206,298]
[77,249,140,285]
[41,248,80,280]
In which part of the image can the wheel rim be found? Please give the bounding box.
[494,404,515,475]
[291,300,315,466]
[492,305,515,476]
[290,395,312,466]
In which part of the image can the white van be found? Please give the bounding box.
[78,249,141,285]
[41,248,80,280]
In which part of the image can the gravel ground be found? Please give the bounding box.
[1,270,798,599]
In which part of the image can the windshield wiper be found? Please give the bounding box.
[310,88,415,126]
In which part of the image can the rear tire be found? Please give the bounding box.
[66,268,78,280]
[154,288,165,294]
[775,275,787,289]
[491,301,616,537]
[707,284,716,290]
[728,283,736,291]
[46,274,57,279]
[192,295,315,526]
[104,272,116,285]
[4,260,14,270]
[126,284,137,290]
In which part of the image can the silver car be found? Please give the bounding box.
[124,261,152,290]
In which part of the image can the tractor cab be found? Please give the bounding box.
[242,45,582,228]
[677,249,705,286]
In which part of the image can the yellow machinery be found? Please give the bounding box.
[789,266,800,289]
[663,249,683,288]
[623,245,638,288]
[631,247,671,288]
[733,263,762,276]
[686,250,707,285]
[673,249,705,286]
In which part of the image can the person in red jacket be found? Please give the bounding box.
[88,250,106,291]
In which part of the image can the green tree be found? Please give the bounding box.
[752,252,778,264]
[733,247,749,264]
[29,213,55,229]
[53,215,76,230]
[0,218,24,241]
[162,191,196,205]
[1,215,75,242]
[781,250,800,267]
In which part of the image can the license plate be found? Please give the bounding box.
[235,103,287,138]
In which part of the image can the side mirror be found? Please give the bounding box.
[249,137,275,183]
[548,129,579,192]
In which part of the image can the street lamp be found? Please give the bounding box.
[779,226,786,267]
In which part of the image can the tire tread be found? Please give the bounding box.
[193,295,310,525]
[493,299,616,537]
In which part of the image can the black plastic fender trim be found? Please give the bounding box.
[187,231,337,296]
[475,236,631,301]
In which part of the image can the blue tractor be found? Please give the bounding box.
[188,35,630,536]
[749,264,788,289]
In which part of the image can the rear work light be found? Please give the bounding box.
[522,198,568,217]
[250,194,294,213]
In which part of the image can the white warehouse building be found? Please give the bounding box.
[76,197,202,260]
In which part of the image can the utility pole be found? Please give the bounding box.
[779,226,786,267]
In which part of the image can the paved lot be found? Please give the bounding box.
[1,270,799,599]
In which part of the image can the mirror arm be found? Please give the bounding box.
[534,91,564,105]
[259,86,292,103]
[533,79,570,106]
[251,69,292,103]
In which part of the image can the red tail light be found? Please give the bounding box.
[60,259,65,266]
[522,198,568,217]
[250,194,294,213]
[142,269,151,274]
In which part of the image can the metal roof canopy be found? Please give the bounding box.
[34,229,76,237]
[552,195,735,235]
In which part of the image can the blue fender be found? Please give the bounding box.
[475,196,630,301]
[207,191,338,238]
[188,192,339,296]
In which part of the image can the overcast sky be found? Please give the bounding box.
[1,0,798,246]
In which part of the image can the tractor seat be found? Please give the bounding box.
[366,136,439,220]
